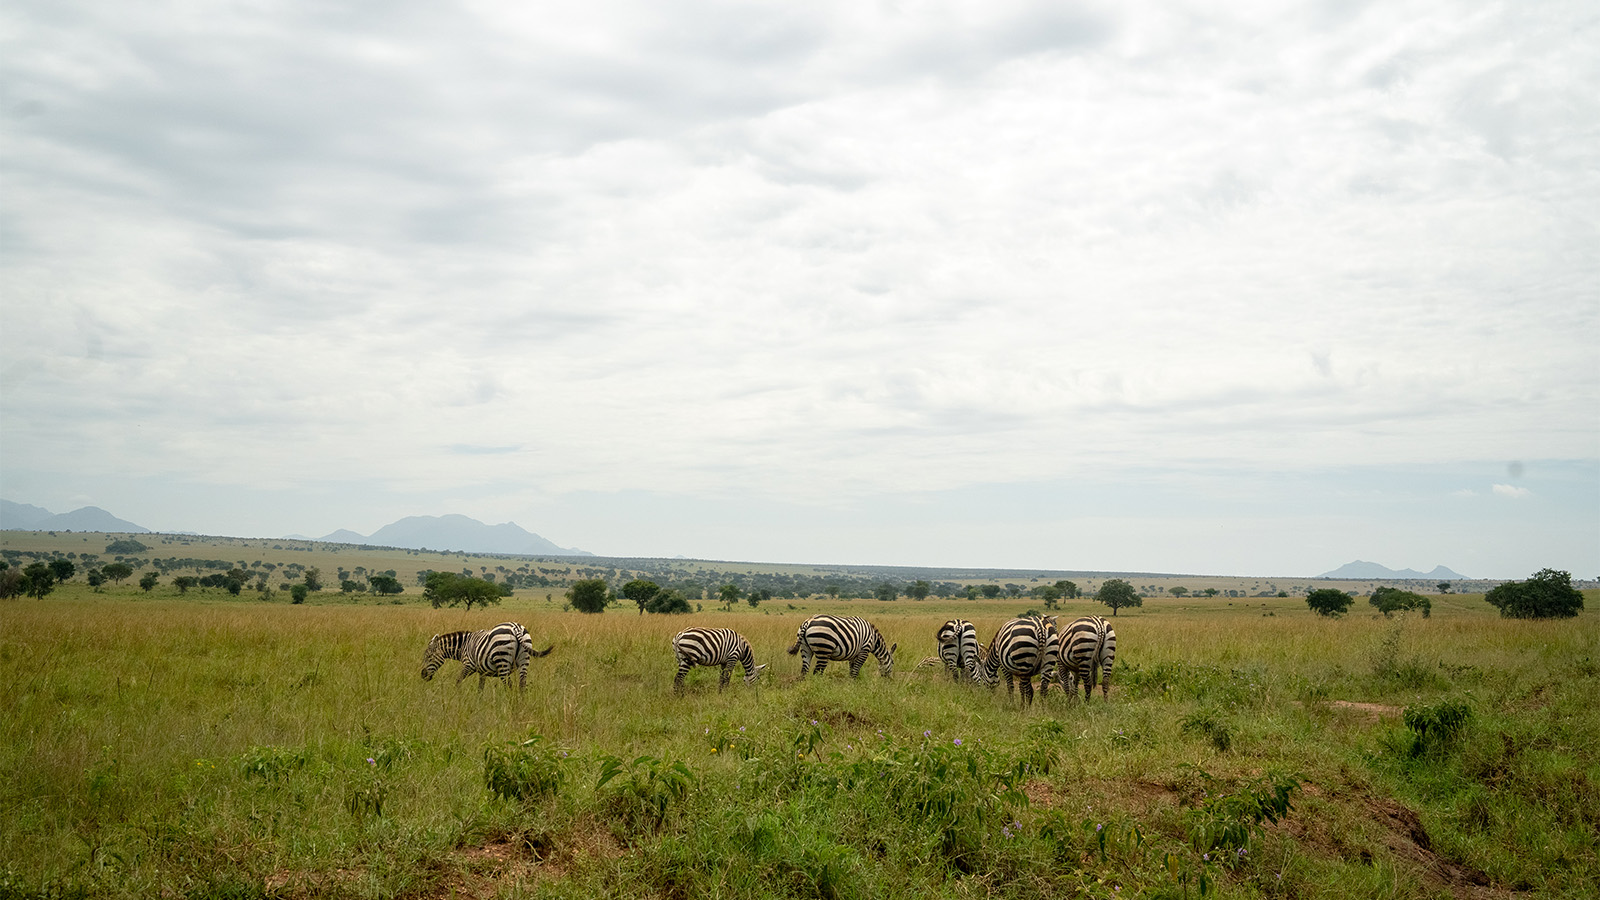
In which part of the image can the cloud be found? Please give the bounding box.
[1492,484,1531,500]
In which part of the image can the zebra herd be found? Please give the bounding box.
[419,613,1114,705]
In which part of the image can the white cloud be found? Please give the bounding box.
[2,0,1595,576]
[1492,484,1532,500]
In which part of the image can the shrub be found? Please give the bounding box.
[1484,568,1584,619]
[1305,588,1353,617]
[483,734,568,803]
[1401,699,1473,757]
[568,578,610,614]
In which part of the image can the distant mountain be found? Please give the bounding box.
[1318,560,1467,580]
[1,500,149,533]
[325,514,592,556]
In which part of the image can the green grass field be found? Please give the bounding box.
[2,539,1597,899]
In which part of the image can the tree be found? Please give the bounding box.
[426,572,505,612]
[139,572,159,592]
[22,563,56,599]
[290,584,308,604]
[173,575,198,595]
[748,588,771,609]
[1370,586,1431,618]
[86,569,107,591]
[646,589,692,614]
[48,559,76,582]
[1032,584,1062,609]
[102,562,135,584]
[0,567,25,599]
[1055,580,1080,599]
[568,579,609,614]
[1169,586,1189,598]
[874,583,898,602]
[907,580,932,602]
[340,580,361,594]
[303,567,324,592]
[1203,588,1220,598]
[979,584,1002,599]
[369,574,403,596]
[1095,579,1142,616]
[1437,582,1452,594]
[825,584,841,601]
[718,583,743,610]
[105,539,148,554]
[1305,588,1353,617]
[1484,568,1584,620]
[623,579,662,615]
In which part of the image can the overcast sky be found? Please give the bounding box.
[3,0,1596,578]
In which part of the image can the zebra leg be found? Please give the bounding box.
[813,658,830,676]
[1019,677,1034,707]
[455,664,474,686]
[674,662,691,694]
[848,656,865,678]
[719,663,733,692]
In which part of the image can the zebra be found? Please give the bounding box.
[420,622,552,691]
[1052,615,1116,702]
[672,627,767,694]
[786,615,897,678]
[969,616,1058,706]
[934,619,980,682]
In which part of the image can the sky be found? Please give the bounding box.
[2,0,1596,579]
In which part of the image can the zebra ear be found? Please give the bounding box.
[889,643,898,656]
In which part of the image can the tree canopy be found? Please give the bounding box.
[1305,588,1353,617]
[1095,579,1142,616]
[424,571,506,611]
[568,578,610,614]
[1484,568,1584,619]
[1370,586,1431,618]
[623,579,662,615]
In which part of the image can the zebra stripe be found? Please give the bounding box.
[420,622,552,691]
[970,616,1058,706]
[1054,615,1116,702]
[672,627,767,693]
[935,619,980,683]
[785,615,897,678]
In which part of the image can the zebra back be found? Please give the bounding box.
[673,627,765,692]
[935,619,980,682]
[788,615,897,677]
[421,622,533,690]
[972,617,1054,705]
[1057,616,1116,701]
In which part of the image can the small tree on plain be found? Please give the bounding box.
[1055,579,1080,599]
[102,562,134,585]
[907,580,931,601]
[718,583,742,610]
[623,579,662,615]
[139,572,159,592]
[1484,568,1584,619]
[1371,586,1431,618]
[1305,588,1353,617]
[568,578,610,614]
[1096,579,1142,616]
[48,559,76,582]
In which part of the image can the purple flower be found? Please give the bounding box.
[1203,853,1210,862]
[1096,823,1103,832]
[923,730,931,738]
[366,758,376,766]
[953,738,963,746]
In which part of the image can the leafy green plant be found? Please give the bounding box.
[237,746,308,782]
[596,754,694,832]
[483,734,568,803]
[1184,768,1300,856]
[1401,699,1473,757]
[344,755,387,819]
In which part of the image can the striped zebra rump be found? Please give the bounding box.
[786,615,897,678]
[421,622,538,691]
[1057,616,1116,701]
[971,617,1055,706]
[673,627,766,693]
[935,619,980,683]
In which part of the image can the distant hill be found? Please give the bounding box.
[322,514,592,556]
[1318,560,1467,580]
[0,500,150,533]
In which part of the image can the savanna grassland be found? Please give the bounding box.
[1,535,1597,899]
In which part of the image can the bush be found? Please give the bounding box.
[484,734,569,803]
[1305,588,1353,617]
[1484,568,1584,619]
[568,578,610,614]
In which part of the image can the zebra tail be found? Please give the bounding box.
[786,641,800,655]
[532,645,554,657]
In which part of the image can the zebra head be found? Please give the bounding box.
[420,634,445,680]
[744,663,769,685]
[876,640,898,677]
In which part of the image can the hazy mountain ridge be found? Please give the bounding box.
[0,499,150,533]
[1317,560,1468,580]
[1,501,588,556]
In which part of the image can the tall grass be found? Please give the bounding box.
[2,589,1596,898]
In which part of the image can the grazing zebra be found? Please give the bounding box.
[970,616,1059,706]
[420,623,552,691]
[1053,615,1116,702]
[786,615,897,678]
[934,619,981,682]
[672,627,767,694]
